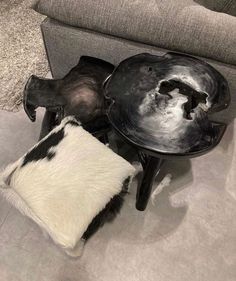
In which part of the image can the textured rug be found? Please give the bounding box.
[0,0,49,112]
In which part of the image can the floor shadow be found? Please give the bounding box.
[94,158,193,247]
[218,121,234,152]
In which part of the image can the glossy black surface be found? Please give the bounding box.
[24,56,114,140]
[136,156,163,211]
[24,56,114,123]
[105,53,230,156]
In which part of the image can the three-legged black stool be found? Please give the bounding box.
[104,52,230,211]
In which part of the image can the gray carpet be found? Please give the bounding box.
[0,109,236,281]
[0,0,48,112]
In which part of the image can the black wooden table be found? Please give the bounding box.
[105,53,230,210]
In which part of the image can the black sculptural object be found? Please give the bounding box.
[24,56,114,139]
[24,52,230,211]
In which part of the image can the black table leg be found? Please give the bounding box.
[98,133,109,144]
[136,155,163,211]
[39,110,57,140]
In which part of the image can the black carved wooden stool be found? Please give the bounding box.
[23,56,114,141]
[104,53,230,211]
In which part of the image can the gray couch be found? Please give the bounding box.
[34,0,236,124]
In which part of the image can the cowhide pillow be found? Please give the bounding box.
[0,116,135,257]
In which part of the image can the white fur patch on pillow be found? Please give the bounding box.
[0,116,135,257]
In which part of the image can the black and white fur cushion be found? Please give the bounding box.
[0,116,135,257]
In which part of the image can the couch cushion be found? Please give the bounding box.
[34,0,236,65]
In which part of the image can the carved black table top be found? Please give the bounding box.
[105,53,230,158]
